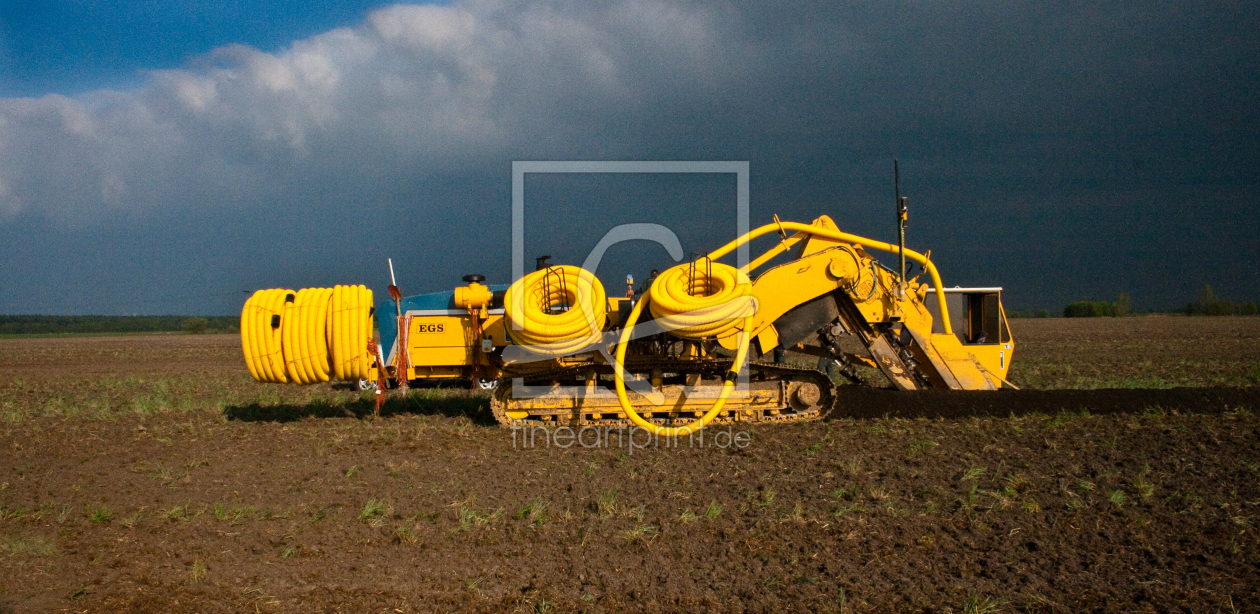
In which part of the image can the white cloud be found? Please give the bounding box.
[0,0,735,224]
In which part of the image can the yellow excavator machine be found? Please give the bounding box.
[240,215,1014,433]
[484,214,1014,434]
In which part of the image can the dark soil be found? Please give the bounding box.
[1,317,1259,613]
[832,386,1260,420]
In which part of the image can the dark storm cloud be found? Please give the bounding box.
[0,0,1256,314]
[0,1,747,220]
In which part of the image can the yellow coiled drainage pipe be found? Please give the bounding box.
[648,262,756,340]
[614,261,757,437]
[240,285,373,384]
[504,265,607,356]
[242,288,291,383]
[281,287,335,384]
[330,284,373,380]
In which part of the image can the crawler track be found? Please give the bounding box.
[491,359,835,429]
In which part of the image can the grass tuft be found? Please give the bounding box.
[189,558,207,583]
[88,505,113,524]
[1107,489,1127,508]
[618,525,657,545]
[394,524,418,545]
[782,503,805,522]
[121,511,144,528]
[0,533,58,557]
[213,503,257,523]
[987,491,1013,512]
[839,456,863,476]
[150,462,172,481]
[759,488,776,508]
[703,500,722,519]
[517,498,548,527]
[597,489,619,518]
[1001,473,1029,492]
[455,504,502,531]
[962,594,1002,614]
[1133,466,1157,499]
[359,498,389,521]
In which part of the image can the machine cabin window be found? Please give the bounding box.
[965,293,1001,344]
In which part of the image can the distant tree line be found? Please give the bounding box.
[1183,285,1258,316]
[1009,286,1258,318]
[0,315,238,335]
[1062,301,1122,318]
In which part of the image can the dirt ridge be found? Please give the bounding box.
[831,386,1260,420]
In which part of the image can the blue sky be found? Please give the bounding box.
[0,0,389,96]
[0,0,1257,315]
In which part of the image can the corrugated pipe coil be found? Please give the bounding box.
[240,285,373,384]
[612,261,756,437]
[503,265,607,356]
[647,261,756,340]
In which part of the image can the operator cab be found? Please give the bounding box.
[925,287,1014,377]
[925,287,1010,344]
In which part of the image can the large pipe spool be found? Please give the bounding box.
[241,285,374,384]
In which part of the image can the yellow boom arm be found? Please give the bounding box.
[709,219,954,335]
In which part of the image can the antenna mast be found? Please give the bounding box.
[895,160,908,299]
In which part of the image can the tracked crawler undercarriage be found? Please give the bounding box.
[491,358,835,428]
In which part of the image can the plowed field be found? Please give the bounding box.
[2,316,1259,613]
